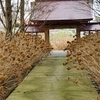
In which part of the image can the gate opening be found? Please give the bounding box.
[49,29,76,50]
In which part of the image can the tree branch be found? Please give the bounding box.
[12,0,20,29]
[0,0,6,17]
[0,16,6,29]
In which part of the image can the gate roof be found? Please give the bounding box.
[30,0,93,24]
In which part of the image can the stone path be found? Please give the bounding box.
[7,51,98,100]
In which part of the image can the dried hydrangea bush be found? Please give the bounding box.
[64,32,100,87]
[0,32,53,100]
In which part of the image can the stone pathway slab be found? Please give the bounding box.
[7,50,98,100]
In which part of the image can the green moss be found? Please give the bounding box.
[7,51,98,100]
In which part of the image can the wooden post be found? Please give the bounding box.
[89,31,91,35]
[44,29,50,44]
[76,28,80,39]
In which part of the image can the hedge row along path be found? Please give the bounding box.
[7,51,98,100]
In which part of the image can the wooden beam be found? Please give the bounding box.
[44,29,50,44]
[43,25,77,29]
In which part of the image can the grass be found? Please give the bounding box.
[50,29,75,50]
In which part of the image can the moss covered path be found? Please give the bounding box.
[7,51,98,100]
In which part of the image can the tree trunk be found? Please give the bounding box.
[5,0,12,34]
[20,0,24,32]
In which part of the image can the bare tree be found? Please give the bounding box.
[5,0,12,33]
[0,0,6,29]
[20,0,24,32]
[0,0,25,40]
[0,0,53,39]
[5,0,13,40]
[93,0,100,20]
